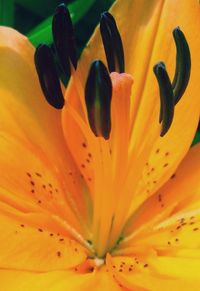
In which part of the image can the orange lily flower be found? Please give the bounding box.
[0,0,200,290]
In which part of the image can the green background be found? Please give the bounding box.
[0,0,199,145]
[0,0,114,54]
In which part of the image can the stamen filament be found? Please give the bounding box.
[70,65,88,119]
[52,214,95,254]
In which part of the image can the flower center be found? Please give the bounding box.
[34,4,191,258]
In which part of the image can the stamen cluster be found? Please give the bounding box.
[34,3,191,139]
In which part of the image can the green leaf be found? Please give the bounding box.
[192,131,200,146]
[15,0,63,18]
[27,0,95,46]
[0,0,14,26]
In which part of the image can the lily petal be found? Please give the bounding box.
[122,143,200,241]
[0,26,93,234]
[0,203,88,272]
[62,99,95,194]
[76,0,164,89]
[0,269,121,291]
[108,254,200,290]
[127,0,200,215]
[0,26,67,168]
[65,1,200,232]
[131,208,200,253]
[114,265,200,291]
[64,0,164,130]
[0,133,89,234]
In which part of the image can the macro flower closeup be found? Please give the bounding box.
[0,0,200,290]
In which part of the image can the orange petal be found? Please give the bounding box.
[0,132,96,242]
[107,254,200,290]
[122,143,200,242]
[0,27,95,234]
[127,0,200,216]
[0,203,88,272]
[0,26,68,170]
[64,0,164,150]
[114,268,200,291]
[69,0,200,238]
[168,143,200,213]
[128,208,200,255]
[63,0,165,146]
[62,73,134,256]
[62,101,95,195]
[0,269,122,291]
